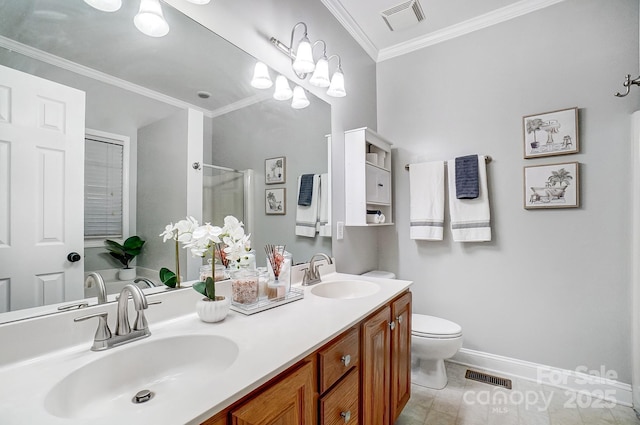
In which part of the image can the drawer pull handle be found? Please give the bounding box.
[341,354,351,367]
[341,410,351,422]
[389,321,396,331]
[396,315,403,324]
[377,183,384,187]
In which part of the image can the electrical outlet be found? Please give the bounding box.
[336,221,344,240]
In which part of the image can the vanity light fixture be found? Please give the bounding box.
[270,22,347,97]
[185,0,211,4]
[273,75,293,101]
[83,0,122,12]
[134,0,170,37]
[291,86,310,109]
[250,62,273,89]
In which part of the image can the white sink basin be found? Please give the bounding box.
[310,280,380,299]
[44,334,238,420]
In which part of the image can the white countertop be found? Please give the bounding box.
[0,271,411,425]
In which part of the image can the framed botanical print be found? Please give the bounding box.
[524,162,579,209]
[265,188,286,215]
[523,107,579,158]
[265,156,286,184]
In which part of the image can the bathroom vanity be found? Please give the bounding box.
[0,269,412,425]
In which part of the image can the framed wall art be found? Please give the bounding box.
[523,107,579,159]
[265,156,286,184]
[524,162,579,209]
[265,188,286,215]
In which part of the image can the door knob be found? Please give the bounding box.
[67,252,81,262]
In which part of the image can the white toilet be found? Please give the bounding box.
[411,313,463,389]
[362,271,464,390]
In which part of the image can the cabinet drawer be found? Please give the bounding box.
[319,368,359,425]
[365,164,390,204]
[318,327,359,393]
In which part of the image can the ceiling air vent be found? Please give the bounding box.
[381,0,425,32]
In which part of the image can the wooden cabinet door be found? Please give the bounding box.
[361,305,391,425]
[390,292,412,422]
[230,361,315,425]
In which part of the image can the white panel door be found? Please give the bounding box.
[0,64,85,312]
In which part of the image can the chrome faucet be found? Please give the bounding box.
[134,277,157,288]
[74,284,160,351]
[85,272,107,304]
[301,253,334,286]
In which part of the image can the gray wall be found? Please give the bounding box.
[166,0,380,274]
[137,109,189,276]
[377,0,640,383]
[208,98,331,265]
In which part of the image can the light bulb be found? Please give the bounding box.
[83,0,122,12]
[250,62,273,89]
[134,0,170,38]
[327,69,346,97]
[309,56,330,88]
[273,75,293,101]
[291,86,310,109]
[292,36,315,74]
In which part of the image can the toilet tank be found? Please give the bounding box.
[361,270,396,279]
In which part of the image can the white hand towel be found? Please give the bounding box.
[447,155,491,242]
[317,173,331,237]
[296,174,320,237]
[410,161,445,240]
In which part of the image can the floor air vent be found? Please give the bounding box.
[465,369,512,389]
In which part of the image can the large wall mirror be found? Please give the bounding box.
[0,0,331,323]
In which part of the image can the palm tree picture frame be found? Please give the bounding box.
[523,107,579,158]
[524,162,579,209]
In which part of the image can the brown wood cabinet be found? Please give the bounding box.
[201,291,411,425]
[230,361,316,425]
[361,291,412,425]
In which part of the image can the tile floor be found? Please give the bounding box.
[396,362,640,425]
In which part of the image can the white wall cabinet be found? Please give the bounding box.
[345,127,393,226]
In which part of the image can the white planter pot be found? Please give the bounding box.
[118,268,136,281]
[196,296,230,323]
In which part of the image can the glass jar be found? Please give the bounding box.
[230,268,259,305]
[266,248,292,295]
[257,267,269,300]
[200,259,228,282]
[267,278,287,301]
[199,259,213,282]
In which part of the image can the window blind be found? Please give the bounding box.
[84,137,124,239]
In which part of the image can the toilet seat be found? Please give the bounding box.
[412,314,462,339]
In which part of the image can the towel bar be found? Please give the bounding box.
[405,155,492,171]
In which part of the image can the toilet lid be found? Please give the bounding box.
[412,314,462,338]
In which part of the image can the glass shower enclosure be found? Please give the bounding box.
[202,164,254,234]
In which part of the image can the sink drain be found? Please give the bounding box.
[132,389,154,404]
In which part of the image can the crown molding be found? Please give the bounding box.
[320,0,379,61]
[321,0,566,63]
[0,36,214,117]
[208,92,272,118]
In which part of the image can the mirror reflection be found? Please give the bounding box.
[0,0,331,323]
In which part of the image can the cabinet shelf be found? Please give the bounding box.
[345,127,394,227]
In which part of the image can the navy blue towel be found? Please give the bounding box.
[455,155,479,199]
[298,174,315,206]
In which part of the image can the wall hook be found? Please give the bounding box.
[615,74,640,97]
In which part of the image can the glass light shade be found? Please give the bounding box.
[186,0,211,3]
[327,69,346,97]
[291,86,310,109]
[292,37,315,74]
[134,0,170,38]
[250,62,273,89]
[273,75,293,101]
[309,57,330,88]
[83,0,122,12]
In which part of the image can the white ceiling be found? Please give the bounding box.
[320,0,567,61]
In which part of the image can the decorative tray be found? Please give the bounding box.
[230,287,304,315]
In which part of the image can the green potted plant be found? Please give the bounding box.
[104,236,145,281]
[193,276,230,323]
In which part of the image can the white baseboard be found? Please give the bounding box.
[449,348,633,408]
